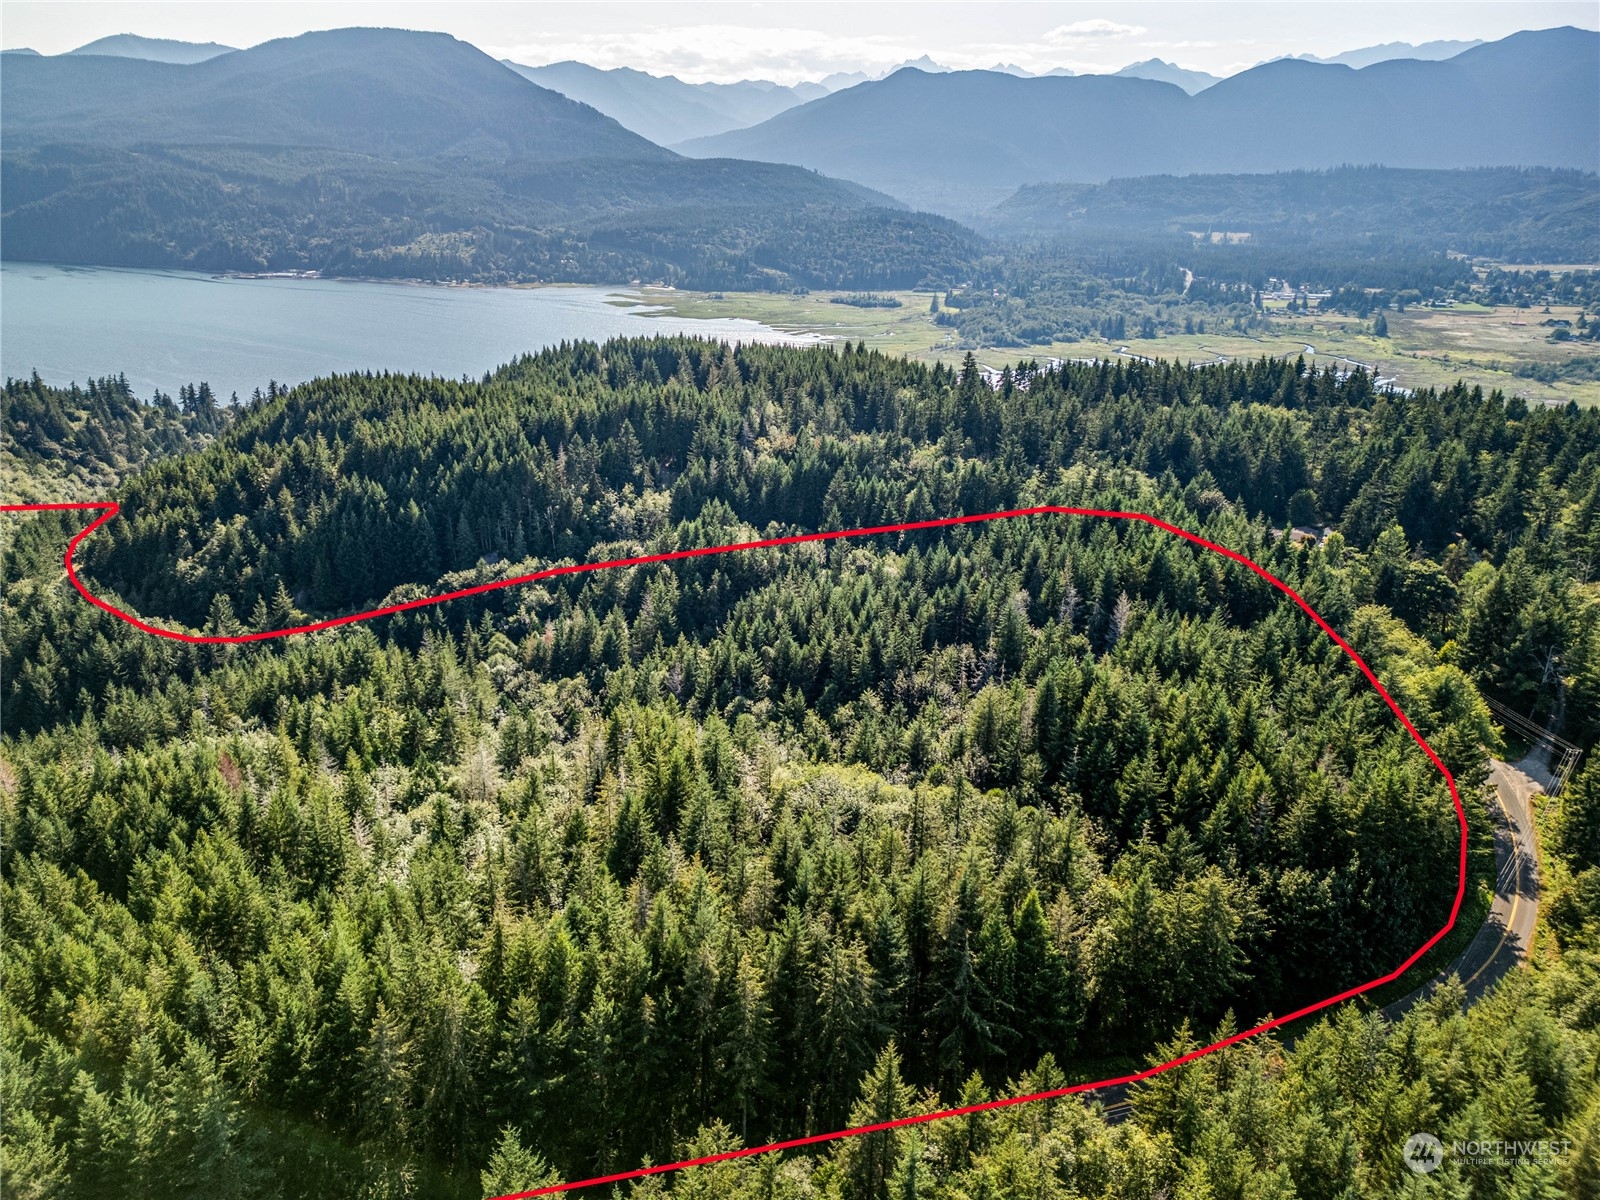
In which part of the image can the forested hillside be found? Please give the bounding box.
[0,29,975,290]
[82,341,1600,741]
[4,341,1600,1197]
[0,145,974,289]
[986,167,1600,263]
[1,371,227,503]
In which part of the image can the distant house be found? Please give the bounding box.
[1272,525,1330,546]
[978,360,1062,392]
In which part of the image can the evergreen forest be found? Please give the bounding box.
[4,340,1600,1198]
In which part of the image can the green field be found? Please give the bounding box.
[641,288,1600,407]
[634,287,951,358]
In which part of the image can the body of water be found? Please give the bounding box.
[1,264,820,402]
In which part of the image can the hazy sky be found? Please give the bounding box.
[3,1,1595,82]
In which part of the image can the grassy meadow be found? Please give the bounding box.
[639,287,1600,407]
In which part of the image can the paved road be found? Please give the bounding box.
[1383,759,1541,1015]
[1091,759,1542,1122]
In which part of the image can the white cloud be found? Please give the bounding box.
[489,24,923,84]
[491,21,1171,84]
[1044,19,1146,45]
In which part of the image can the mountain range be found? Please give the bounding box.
[504,60,826,146]
[679,27,1600,216]
[2,24,1595,285]
[0,28,974,289]
[1292,38,1484,69]
[9,31,1522,149]
[2,27,662,161]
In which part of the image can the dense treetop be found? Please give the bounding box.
[83,339,1600,739]
[3,340,1599,1197]
[1,371,226,504]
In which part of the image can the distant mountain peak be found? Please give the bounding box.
[1291,38,1485,70]
[67,33,236,64]
[677,27,1598,217]
[827,56,967,91]
[1112,59,1220,94]
[504,58,828,146]
[7,26,672,162]
[820,70,871,92]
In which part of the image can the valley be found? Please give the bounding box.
[641,288,1600,407]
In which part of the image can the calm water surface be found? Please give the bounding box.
[1,264,819,401]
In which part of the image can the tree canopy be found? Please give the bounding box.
[3,339,1598,1198]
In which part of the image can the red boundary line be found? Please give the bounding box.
[2,500,1468,1197]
